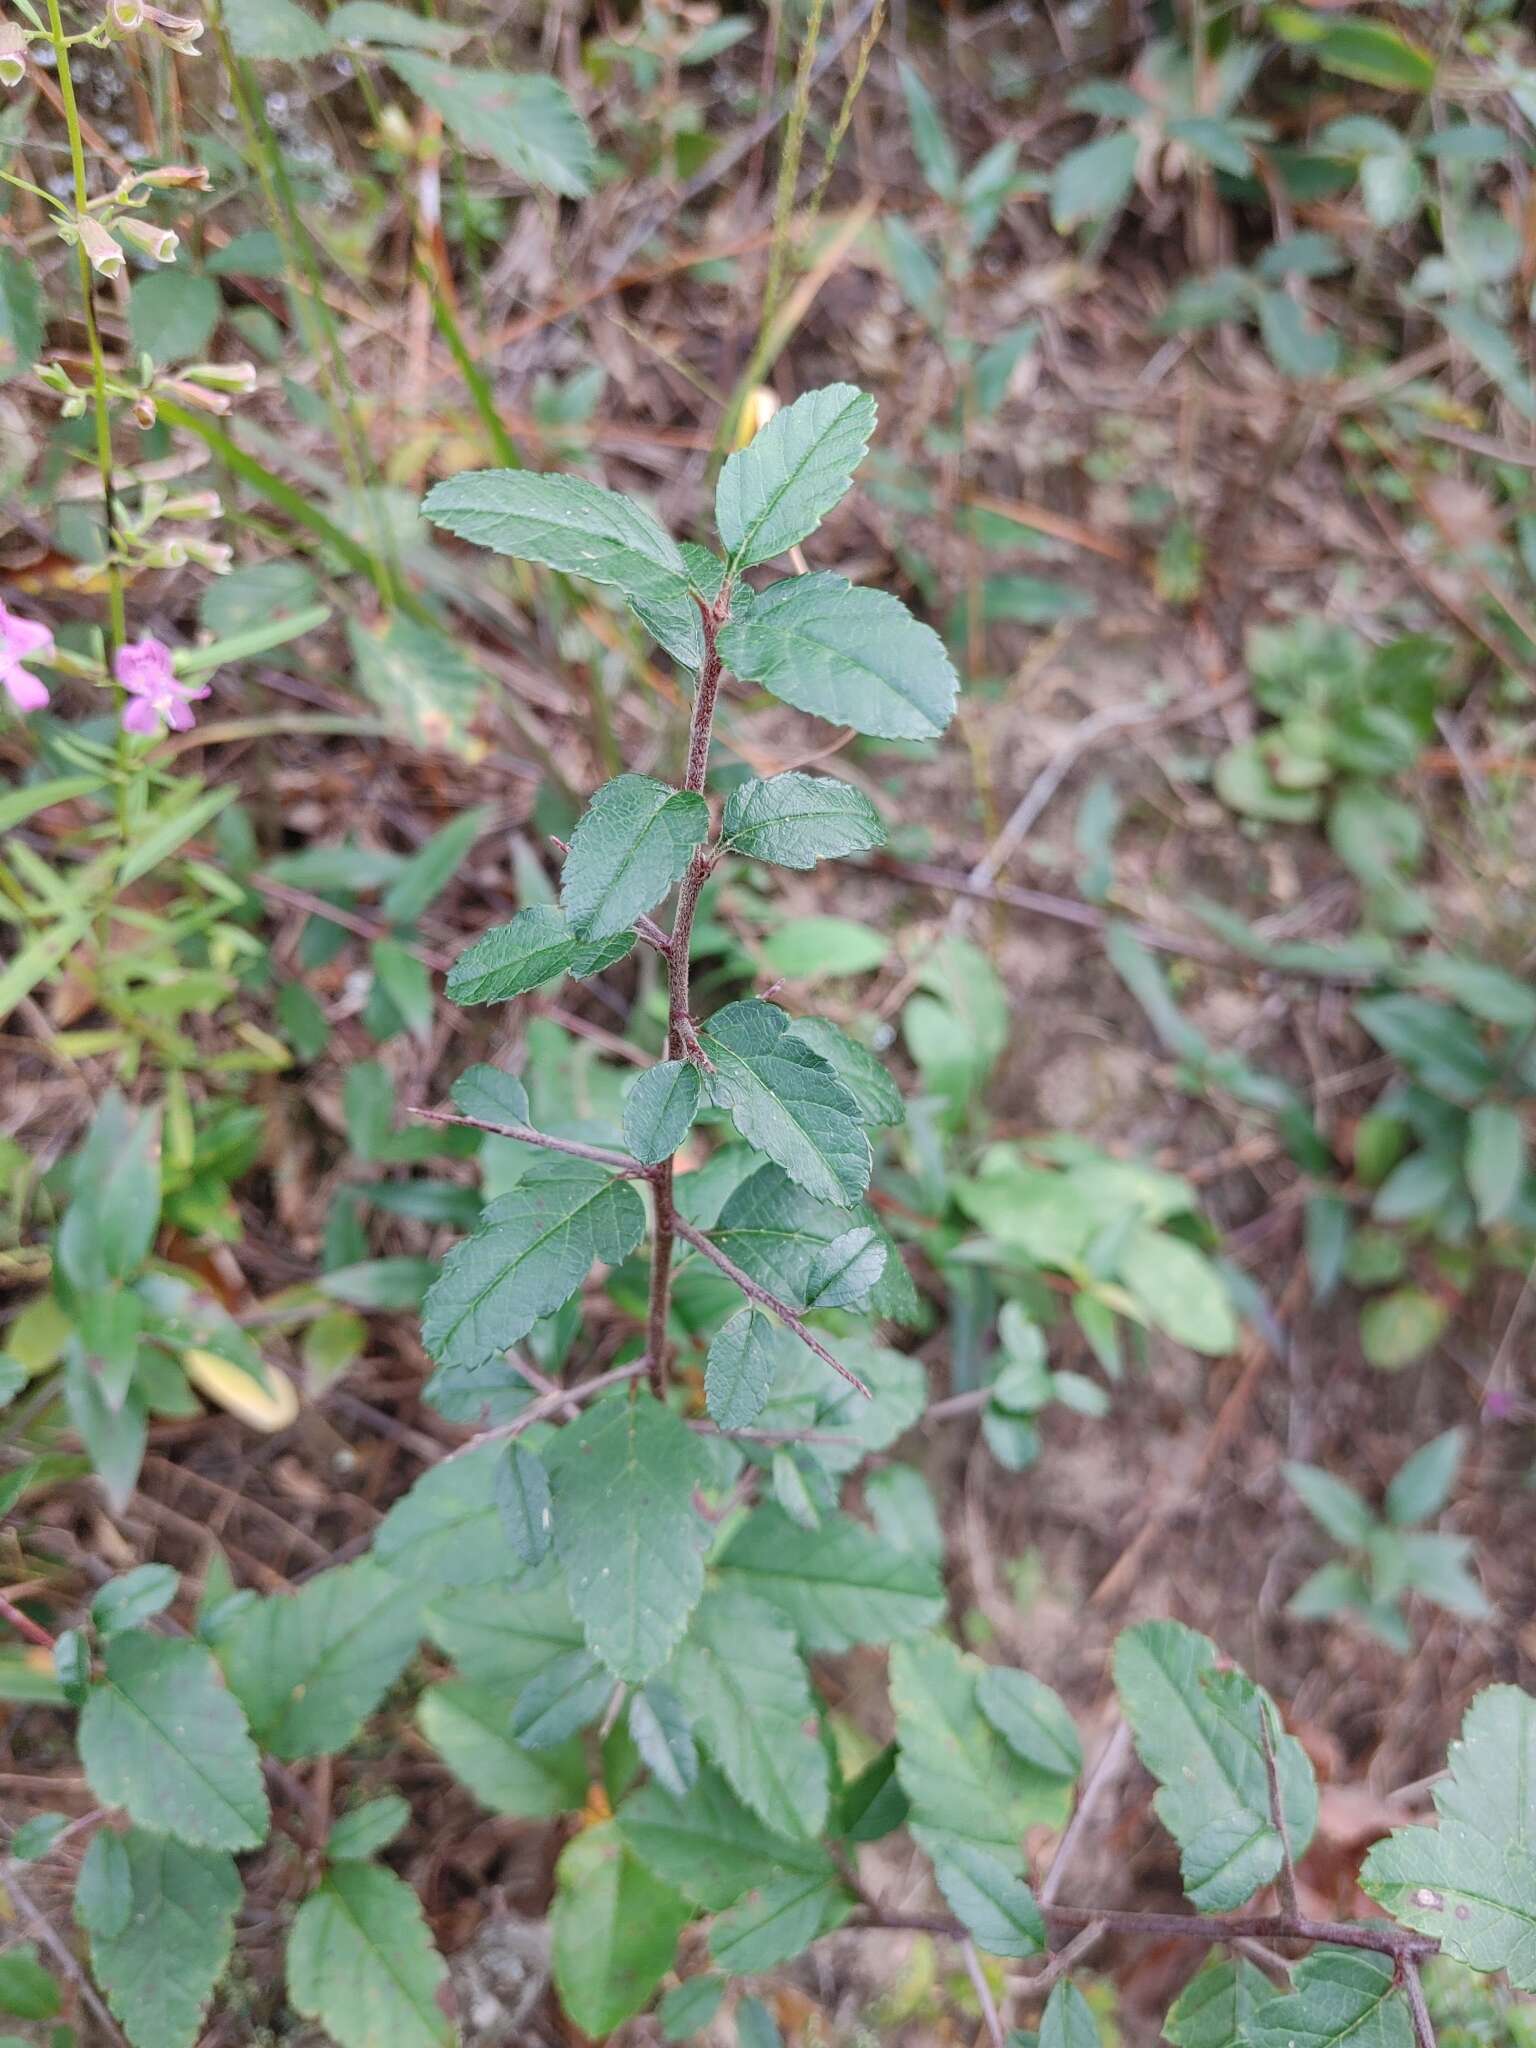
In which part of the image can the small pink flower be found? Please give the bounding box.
[0,598,54,713]
[113,633,210,735]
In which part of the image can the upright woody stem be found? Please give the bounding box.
[644,591,729,1395]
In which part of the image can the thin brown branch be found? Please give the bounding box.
[0,1589,57,1651]
[1040,1722,1132,1905]
[854,1902,1439,1966]
[1019,1920,1107,2003]
[1259,1699,1300,1919]
[963,1936,1007,2048]
[443,1362,647,1461]
[408,1104,650,1176]
[1402,1956,1437,2048]
[673,1215,872,1398]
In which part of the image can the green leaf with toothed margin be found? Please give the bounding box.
[545,1390,711,1681]
[1360,1685,1536,1986]
[704,1308,792,1430]
[76,1830,240,2048]
[424,469,684,594]
[1245,1948,1411,2048]
[719,573,959,741]
[1113,1620,1317,1914]
[421,1158,645,1372]
[561,775,709,941]
[699,1000,870,1207]
[785,1016,904,1127]
[721,771,886,870]
[622,1059,701,1166]
[446,903,634,1005]
[1163,1956,1273,2048]
[670,1586,829,1840]
[717,1506,945,1652]
[287,1861,452,2048]
[552,1822,691,2035]
[716,384,877,569]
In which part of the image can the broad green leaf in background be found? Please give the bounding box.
[386,54,594,194]
[671,1587,829,1839]
[1268,8,1435,92]
[287,1862,452,2048]
[1117,1227,1238,1356]
[658,1975,726,2040]
[704,1307,789,1429]
[976,1665,1084,1781]
[1384,1428,1464,1528]
[1246,1948,1411,2048]
[1285,1463,1376,1548]
[1050,129,1138,232]
[891,1634,1074,1874]
[1466,1102,1526,1227]
[214,1557,421,1761]
[76,1830,240,2048]
[719,573,959,740]
[0,1939,58,2022]
[381,805,492,927]
[347,614,486,756]
[721,772,886,869]
[129,270,220,365]
[56,1092,160,1293]
[79,1633,269,1852]
[421,1158,645,1370]
[0,247,43,382]
[329,0,469,47]
[223,0,331,58]
[898,60,961,197]
[1164,1956,1274,2048]
[418,1680,587,1815]
[446,904,635,1005]
[700,1000,870,1206]
[561,774,708,940]
[1042,1981,1103,2048]
[551,1822,692,2036]
[1359,1287,1448,1371]
[718,1505,946,1650]
[618,1766,834,1910]
[424,470,687,600]
[716,383,877,569]
[1113,1621,1317,1913]
[546,1389,710,1679]
[327,1795,410,1861]
[623,1060,701,1166]
[1361,1685,1536,1986]
[759,915,890,981]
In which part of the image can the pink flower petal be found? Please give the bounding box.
[1,658,50,712]
[121,694,162,735]
[1,610,54,664]
[114,635,177,696]
[164,695,197,732]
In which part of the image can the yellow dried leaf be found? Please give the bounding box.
[183,1348,299,1431]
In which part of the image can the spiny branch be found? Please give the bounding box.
[0,1589,57,1651]
[856,1900,1440,1964]
[673,1214,872,1398]
[408,1104,651,1177]
[443,1361,647,1461]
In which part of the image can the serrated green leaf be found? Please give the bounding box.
[77,1830,239,2048]
[386,55,594,194]
[709,1869,852,1972]
[716,384,876,569]
[629,1681,699,1799]
[79,1634,269,1852]
[546,1389,710,1680]
[618,1767,832,1910]
[424,468,686,597]
[421,1158,645,1371]
[287,1861,452,2048]
[374,1441,510,1591]
[623,1060,701,1166]
[1112,1620,1317,1912]
[671,1586,828,1839]
[1163,1956,1272,2048]
[418,1679,587,1815]
[91,1565,179,1638]
[917,1832,1045,1958]
[424,1567,583,1684]
[452,1062,531,1127]
[784,1017,904,1126]
[1361,1685,1536,1985]
[562,774,707,940]
[719,573,958,741]
[495,1442,553,1565]
[718,1505,946,1651]
[891,1635,1073,1874]
[215,1558,422,1760]
[551,1822,691,2036]
[975,1666,1083,1781]
[721,771,885,870]
[446,903,634,1004]
[327,1794,411,1861]
[1041,1979,1102,2048]
[510,1647,611,1748]
[704,1307,788,1429]
[700,999,870,1206]
[804,1225,886,1308]
[1246,1948,1411,2048]
[710,1162,870,1301]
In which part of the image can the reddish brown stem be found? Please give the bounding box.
[0,1590,57,1652]
[673,1214,872,1398]
[408,1104,651,1176]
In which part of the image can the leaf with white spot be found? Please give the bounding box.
[716,384,876,568]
